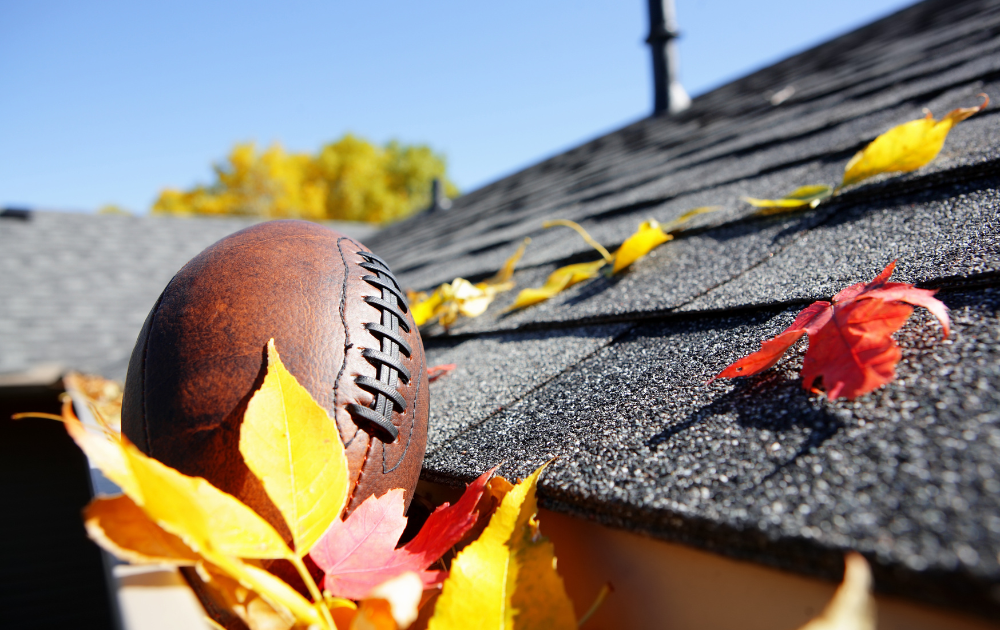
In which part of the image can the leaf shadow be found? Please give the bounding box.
[647,369,844,480]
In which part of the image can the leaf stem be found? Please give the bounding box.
[543,220,614,263]
[290,553,335,630]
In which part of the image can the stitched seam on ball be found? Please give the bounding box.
[382,338,420,473]
[348,250,410,443]
[334,237,361,447]
[345,439,372,515]
[140,291,165,455]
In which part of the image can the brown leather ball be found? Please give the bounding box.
[121,220,428,536]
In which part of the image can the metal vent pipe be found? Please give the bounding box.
[647,0,690,115]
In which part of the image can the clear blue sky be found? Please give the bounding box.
[0,0,915,213]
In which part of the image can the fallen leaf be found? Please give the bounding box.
[712,260,949,399]
[611,220,671,273]
[239,339,350,556]
[197,565,296,630]
[612,206,719,272]
[427,364,457,382]
[410,239,530,328]
[427,463,576,630]
[508,260,607,311]
[311,466,497,599]
[798,553,876,630]
[744,185,834,214]
[63,372,123,432]
[841,94,988,188]
[84,494,200,565]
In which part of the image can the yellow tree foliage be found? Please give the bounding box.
[153,135,458,224]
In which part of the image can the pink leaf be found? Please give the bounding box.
[310,465,498,599]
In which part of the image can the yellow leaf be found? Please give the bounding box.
[84,495,200,565]
[198,558,317,629]
[658,205,720,231]
[484,238,531,286]
[841,95,988,188]
[510,534,576,630]
[797,553,876,630]
[508,260,607,311]
[37,383,324,627]
[612,220,671,273]
[612,207,720,273]
[57,401,141,500]
[744,185,834,213]
[542,220,613,263]
[122,444,291,560]
[239,339,350,555]
[427,464,575,630]
[411,290,442,327]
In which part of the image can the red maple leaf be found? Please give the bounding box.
[309,465,498,599]
[710,261,949,400]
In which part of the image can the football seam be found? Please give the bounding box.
[347,249,411,443]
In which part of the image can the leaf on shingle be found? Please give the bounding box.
[841,94,988,188]
[744,185,834,214]
[611,206,717,273]
[712,261,949,400]
[239,339,350,556]
[427,463,576,630]
[508,259,607,311]
[410,239,530,329]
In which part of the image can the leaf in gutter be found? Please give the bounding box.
[84,494,200,565]
[239,339,350,556]
[712,260,949,400]
[311,466,496,600]
[841,94,988,188]
[797,553,876,630]
[744,185,834,214]
[508,259,607,311]
[427,462,576,630]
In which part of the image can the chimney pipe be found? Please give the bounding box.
[647,0,690,115]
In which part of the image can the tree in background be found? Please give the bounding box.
[152,135,458,223]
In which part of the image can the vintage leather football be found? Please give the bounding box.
[120,220,428,538]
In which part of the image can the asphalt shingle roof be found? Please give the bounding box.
[364,0,1000,618]
[0,212,375,381]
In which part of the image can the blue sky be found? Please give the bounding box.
[0,0,915,213]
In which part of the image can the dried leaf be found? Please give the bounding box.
[84,494,200,565]
[311,466,496,599]
[410,240,530,328]
[484,238,531,286]
[841,94,988,188]
[508,260,606,311]
[712,261,949,399]
[744,185,834,214]
[427,463,576,630]
[239,339,349,555]
[797,553,876,630]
